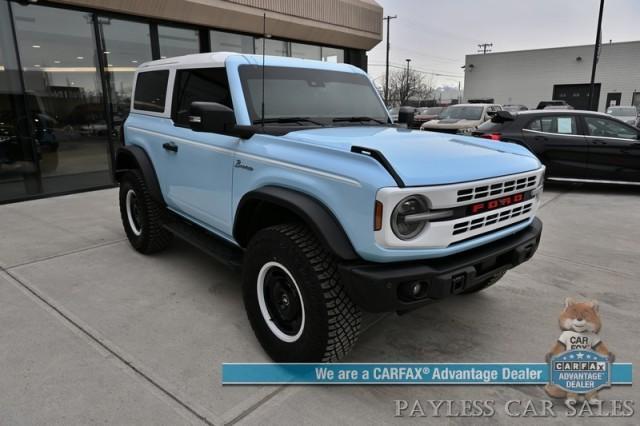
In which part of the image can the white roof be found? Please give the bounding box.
[139,52,239,69]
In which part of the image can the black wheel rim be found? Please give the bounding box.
[263,266,303,336]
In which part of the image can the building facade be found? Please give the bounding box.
[464,41,640,112]
[0,0,383,203]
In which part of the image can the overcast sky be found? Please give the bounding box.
[367,0,640,90]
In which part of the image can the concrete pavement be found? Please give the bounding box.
[0,182,638,425]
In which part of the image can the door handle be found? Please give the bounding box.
[162,141,178,152]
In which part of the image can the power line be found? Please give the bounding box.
[369,62,463,78]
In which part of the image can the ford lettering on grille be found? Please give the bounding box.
[469,192,526,215]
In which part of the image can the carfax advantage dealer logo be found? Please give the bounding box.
[550,350,610,394]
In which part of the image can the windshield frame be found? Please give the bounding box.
[237,64,390,126]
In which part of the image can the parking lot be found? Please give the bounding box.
[1,182,638,425]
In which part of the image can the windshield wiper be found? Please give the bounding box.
[253,117,324,126]
[332,116,386,124]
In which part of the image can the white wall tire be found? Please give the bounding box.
[125,189,142,236]
[256,261,305,343]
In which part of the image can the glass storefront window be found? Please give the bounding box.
[12,3,111,194]
[291,42,321,60]
[321,47,344,63]
[210,30,254,54]
[158,25,199,58]
[254,38,290,57]
[0,0,39,201]
[98,18,152,125]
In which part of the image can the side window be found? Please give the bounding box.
[172,67,232,127]
[526,116,576,134]
[526,119,542,132]
[133,70,169,112]
[584,116,638,140]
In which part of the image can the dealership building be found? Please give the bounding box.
[463,40,640,112]
[0,0,383,203]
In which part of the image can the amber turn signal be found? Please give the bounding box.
[374,201,383,231]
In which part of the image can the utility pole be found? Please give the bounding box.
[383,15,397,106]
[477,43,493,54]
[588,0,605,111]
[405,58,411,104]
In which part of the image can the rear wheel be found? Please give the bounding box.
[243,223,362,362]
[461,271,506,294]
[119,170,172,254]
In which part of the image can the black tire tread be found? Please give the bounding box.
[119,170,172,254]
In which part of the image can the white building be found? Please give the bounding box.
[463,41,640,112]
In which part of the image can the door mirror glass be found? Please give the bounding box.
[189,102,236,133]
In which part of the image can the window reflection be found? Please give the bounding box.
[12,3,111,193]
[255,38,289,57]
[158,25,199,58]
[210,30,254,53]
[0,0,38,200]
[291,42,321,60]
[99,18,152,125]
[322,47,344,63]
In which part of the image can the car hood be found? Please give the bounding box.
[280,126,541,186]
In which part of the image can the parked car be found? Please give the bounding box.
[606,106,638,126]
[420,103,502,134]
[116,53,544,362]
[543,104,573,110]
[410,106,444,129]
[536,100,570,110]
[503,104,528,113]
[472,109,640,182]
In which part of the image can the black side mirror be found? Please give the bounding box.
[189,102,236,133]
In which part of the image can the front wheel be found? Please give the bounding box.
[243,224,362,362]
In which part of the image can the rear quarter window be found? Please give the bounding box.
[134,70,170,113]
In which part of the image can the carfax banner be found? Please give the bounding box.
[222,362,633,385]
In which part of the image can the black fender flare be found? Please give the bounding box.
[114,145,165,204]
[233,186,359,261]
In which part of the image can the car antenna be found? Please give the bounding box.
[261,12,267,128]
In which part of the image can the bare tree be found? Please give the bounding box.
[387,68,435,106]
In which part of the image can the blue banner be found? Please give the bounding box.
[222,363,633,385]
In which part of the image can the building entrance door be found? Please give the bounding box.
[605,92,622,108]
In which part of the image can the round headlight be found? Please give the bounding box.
[391,195,429,240]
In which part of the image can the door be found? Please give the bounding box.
[522,115,588,178]
[582,115,640,182]
[162,66,239,235]
[605,92,622,108]
[553,83,600,111]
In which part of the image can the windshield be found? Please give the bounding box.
[439,106,484,120]
[422,107,442,115]
[607,107,637,116]
[238,65,388,125]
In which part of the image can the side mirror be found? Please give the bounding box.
[189,102,236,133]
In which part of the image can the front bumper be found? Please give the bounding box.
[339,217,542,313]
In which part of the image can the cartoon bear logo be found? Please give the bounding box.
[544,297,614,403]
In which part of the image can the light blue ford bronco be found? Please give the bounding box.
[115,52,544,362]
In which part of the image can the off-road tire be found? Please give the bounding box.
[119,170,172,254]
[243,223,362,362]
[461,271,506,294]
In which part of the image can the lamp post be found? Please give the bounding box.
[588,0,605,111]
[405,58,411,104]
[383,15,397,106]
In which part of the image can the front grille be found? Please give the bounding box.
[457,175,537,202]
[452,201,534,235]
